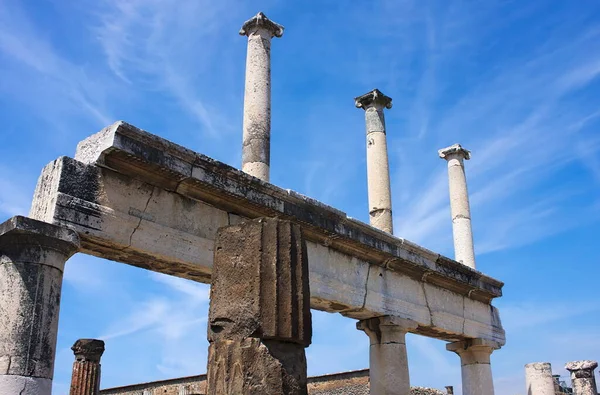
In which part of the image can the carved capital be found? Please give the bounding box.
[72,339,105,363]
[355,89,393,110]
[438,143,471,161]
[239,12,284,38]
[565,360,598,378]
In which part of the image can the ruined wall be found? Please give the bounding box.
[100,375,206,395]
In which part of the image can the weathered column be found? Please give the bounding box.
[206,217,311,395]
[566,360,598,395]
[438,144,476,268]
[357,316,417,395]
[69,339,105,395]
[355,89,394,234]
[445,385,454,394]
[239,12,284,182]
[0,216,80,395]
[447,338,500,395]
[524,362,556,395]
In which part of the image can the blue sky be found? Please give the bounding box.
[1,0,600,394]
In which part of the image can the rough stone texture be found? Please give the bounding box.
[355,89,394,234]
[70,339,105,395]
[447,338,500,395]
[239,12,283,182]
[207,218,311,394]
[357,316,417,395]
[525,362,556,395]
[0,216,79,395]
[439,144,476,269]
[445,385,454,394]
[565,360,598,395]
[31,121,505,344]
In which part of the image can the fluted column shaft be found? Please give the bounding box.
[69,339,105,395]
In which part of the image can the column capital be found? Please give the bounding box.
[357,316,417,344]
[565,360,598,378]
[72,339,105,363]
[239,12,284,38]
[438,143,471,161]
[355,89,393,110]
[447,338,500,365]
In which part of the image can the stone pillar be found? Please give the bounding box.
[357,316,417,395]
[239,12,284,182]
[355,89,394,234]
[69,339,105,395]
[206,217,311,395]
[566,360,598,395]
[438,144,476,269]
[445,385,454,394]
[447,338,500,395]
[0,216,80,395]
[524,362,556,395]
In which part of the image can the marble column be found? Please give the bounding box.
[438,144,476,269]
[69,339,105,395]
[566,360,598,395]
[355,89,394,234]
[0,216,80,395]
[239,12,284,182]
[447,338,500,395]
[357,316,417,395]
[524,362,556,395]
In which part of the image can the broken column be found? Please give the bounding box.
[357,316,417,395]
[69,339,105,395]
[445,385,454,394]
[0,216,80,395]
[206,217,311,395]
[525,362,556,395]
[438,144,476,269]
[447,338,500,395]
[565,360,598,395]
[239,12,284,182]
[355,89,394,234]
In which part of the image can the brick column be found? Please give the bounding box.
[357,316,417,395]
[566,360,598,395]
[355,89,394,234]
[69,339,105,395]
[525,362,556,395]
[0,216,79,395]
[447,338,500,395]
[239,12,284,182]
[206,218,311,394]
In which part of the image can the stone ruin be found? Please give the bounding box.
[0,10,518,395]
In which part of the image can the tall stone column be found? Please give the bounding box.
[0,216,80,395]
[69,339,105,395]
[438,144,476,269]
[239,12,284,182]
[357,316,417,395]
[447,338,500,395]
[206,217,311,395]
[566,360,598,395]
[355,89,394,234]
[524,362,556,395]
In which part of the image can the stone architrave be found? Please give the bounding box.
[355,89,394,234]
[206,217,311,395]
[69,339,105,395]
[357,316,417,395]
[239,12,284,182]
[0,216,80,395]
[438,144,476,269]
[524,362,556,395]
[447,338,500,395]
[565,360,598,395]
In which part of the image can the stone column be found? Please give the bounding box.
[206,217,311,395]
[524,362,556,395]
[566,360,598,395]
[447,338,500,395]
[355,89,394,234]
[239,12,284,182]
[69,339,105,395]
[357,316,417,395]
[438,144,476,269]
[0,216,80,395]
[445,385,454,394]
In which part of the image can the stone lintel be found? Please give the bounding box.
[355,89,393,110]
[239,12,284,38]
[72,339,105,363]
[438,144,471,160]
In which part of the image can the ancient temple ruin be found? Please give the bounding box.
[0,11,510,395]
